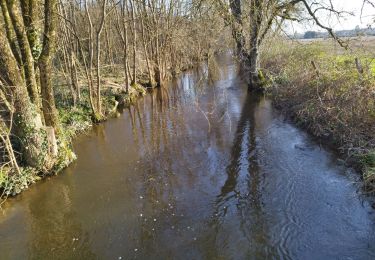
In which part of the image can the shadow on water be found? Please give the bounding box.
[201,93,279,259]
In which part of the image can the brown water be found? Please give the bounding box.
[1,55,375,259]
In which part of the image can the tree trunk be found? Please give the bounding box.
[83,0,97,117]
[4,0,40,105]
[0,0,22,65]
[70,54,80,102]
[95,32,102,117]
[140,11,154,87]
[229,0,246,59]
[121,1,130,93]
[20,0,40,60]
[248,0,263,92]
[39,0,59,129]
[129,0,137,85]
[0,32,54,171]
[94,0,108,119]
[248,45,261,91]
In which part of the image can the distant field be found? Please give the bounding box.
[296,36,375,52]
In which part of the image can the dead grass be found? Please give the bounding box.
[262,38,375,193]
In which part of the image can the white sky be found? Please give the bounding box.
[289,0,375,33]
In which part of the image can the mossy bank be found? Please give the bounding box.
[0,81,146,200]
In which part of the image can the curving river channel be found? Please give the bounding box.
[1,54,375,259]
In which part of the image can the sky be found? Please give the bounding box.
[289,0,375,33]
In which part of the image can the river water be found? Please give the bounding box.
[0,55,374,259]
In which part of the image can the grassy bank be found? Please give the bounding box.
[0,75,146,200]
[262,38,375,193]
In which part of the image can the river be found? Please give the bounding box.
[0,54,374,259]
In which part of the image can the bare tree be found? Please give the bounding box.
[0,0,227,184]
[95,0,108,118]
[213,0,349,91]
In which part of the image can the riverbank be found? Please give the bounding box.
[0,60,205,201]
[262,39,375,193]
[0,75,147,201]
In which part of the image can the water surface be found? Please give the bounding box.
[0,55,374,259]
